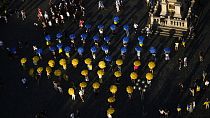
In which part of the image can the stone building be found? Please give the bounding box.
[147,0,196,37]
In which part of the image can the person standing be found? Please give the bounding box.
[183,57,187,67]
[79,89,84,102]
[21,10,26,21]
[178,58,182,70]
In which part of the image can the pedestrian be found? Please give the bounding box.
[159,109,165,118]
[21,10,26,21]
[183,57,187,67]
[199,51,204,62]
[203,98,210,109]
[70,113,75,118]
[53,81,58,90]
[177,104,181,115]
[204,79,209,87]
[178,58,182,70]
[202,70,207,80]
[115,0,120,12]
[133,22,138,34]
[189,87,195,97]
[175,41,179,51]
[79,89,85,102]
[98,1,105,10]
[21,77,28,88]
[58,86,63,94]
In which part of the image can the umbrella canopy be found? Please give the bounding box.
[110,85,118,94]
[84,58,92,65]
[126,86,134,94]
[56,32,62,39]
[107,108,115,115]
[105,56,112,62]
[148,61,156,70]
[92,82,100,89]
[45,35,51,41]
[98,61,106,69]
[114,71,122,78]
[97,69,104,76]
[146,73,153,80]
[116,59,123,66]
[37,67,43,73]
[93,35,99,41]
[130,72,138,80]
[104,36,111,42]
[85,24,91,29]
[56,43,63,49]
[49,46,56,52]
[134,60,141,66]
[113,16,119,22]
[64,46,71,53]
[59,58,66,66]
[81,33,87,39]
[68,88,75,95]
[110,24,116,31]
[48,60,55,67]
[20,57,27,64]
[79,82,87,88]
[69,34,76,40]
[36,48,43,54]
[138,36,144,42]
[122,37,129,43]
[54,69,62,77]
[121,47,127,54]
[149,47,156,54]
[72,58,79,66]
[107,97,116,103]
[98,24,104,29]
[81,69,88,76]
[77,47,84,54]
[101,45,109,52]
[164,47,171,53]
[32,56,39,62]
[135,46,142,52]
[123,24,129,31]
[90,46,97,53]
[45,66,52,74]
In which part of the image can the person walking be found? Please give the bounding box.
[183,57,187,67]
[178,58,182,70]
[98,1,105,10]
[203,98,210,109]
[79,89,85,102]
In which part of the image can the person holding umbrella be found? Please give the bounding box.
[104,36,111,45]
[101,45,109,55]
[56,32,63,43]
[45,35,51,46]
[98,24,104,35]
[123,24,129,36]
[149,47,156,61]
[105,55,112,66]
[49,46,56,58]
[138,36,144,47]
[36,48,43,59]
[122,36,129,47]
[85,24,91,33]
[93,35,100,47]
[110,24,117,34]
[90,46,97,59]
[64,46,71,58]
[80,33,87,45]
[135,46,142,60]
[56,43,63,54]
[164,48,171,61]
[113,16,120,25]
[120,47,127,59]
[69,33,76,49]
[77,47,84,56]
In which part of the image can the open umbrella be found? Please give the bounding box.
[59,59,67,70]
[54,69,62,77]
[104,36,111,43]
[92,82,100,90]
[85,24,91,29]
[36,48,43,58]
[72,58,79,68]
[105,56,112,62]
[68,88,75,95]
[148,61,156,70]
[84,58,92,65]
[123,24,129,31]
[110,85,117,95]
[56,32,62,39]
[69,34,76,40]
[45,66,52,76]
[80,33,87,40]
[113,16,119,24]
[116,59,123,66]
[107,108,115,115]
[79,82,87,89]
[134,60,141,66]
[98,61,106,69]
[81,69,88,77]
[101,45,109,53]
[32,56,40,65]
[130,72,138,80]
[98,24,104,29]
[48,60,55,68]
[110,24,116,31]
[37,67,43,75]
[122,36,129,44]
[164,47,171,53]
[45,35,51,45]
[77,47,84,55]
[20,57,27,66]
[64,46,71,58]
[49,46,56,52]
[146,73,153,80]
[135,46,142,52]
[149,47,156,54]
[108,97,116,103]
[93,35,99,41]
[114,71,122,78]
[126,86,134,94]
[90,46,97,53]
[121,47,127,54]
[56,43,63,53]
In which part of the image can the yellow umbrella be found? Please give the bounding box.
[37,67,43,74]
[81,69,88,76]
[92,82,100,90]
[54,69,62,77]
[107,107,115,115]
[59,59,66,66]
[107,97,116,103]
[130,72,138,80]
[98,61,106,69]
[46,66,52,75]
[68,88,75,95]
[114,71,122,78]
[126,86,134,94]
[84,58,92,65]
[72,58,79,68]
[48,60,55,68]
[28,68,34,77]
[32,56,39,65]
[79,82,87,88]
[110,85,118,94]
[148,61,156,70]
[146,73,153,80]
[97,69,104,76]
[20,57,27,66]
[134,60,141,66]
[116,59,123,66]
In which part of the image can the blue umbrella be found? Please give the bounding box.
[121,47,127,54]
[164,48,171,53]
[81,33,87,39]
[36,48,43,55]
[104,36,111,42]
[93,35,99,41]
[45,35,51,41]
[49,46,56,52]
[135,46,142,52]
[138,36,144,42]
[56,43,63,49]
[110,24,116,31]
[113,16,119,22]
[64,46,71,53]
[149,47,156,54]
[10,47,17,54]
[90,46,97,53]
[69,34,76,40]
[56,32,62,39]
[122,37,129,43]
[98,24,104,29]
[78,47,84,55]
[105,56,112,62]
[85,24,91,29]
[101,45,109,52]
[123,24,129,31]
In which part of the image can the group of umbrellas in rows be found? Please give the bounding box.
[19,16,174,117]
